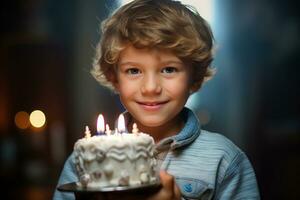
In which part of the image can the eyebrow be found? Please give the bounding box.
[161,60,184,65]
[119,60,184,66]
[118,61,140,66]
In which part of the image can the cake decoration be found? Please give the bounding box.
[73,114,158,188]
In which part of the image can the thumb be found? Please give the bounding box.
[159,171,175,192]
[159,171,181,200]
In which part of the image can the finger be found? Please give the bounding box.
[159,171,174,193]
[173,182,181,200]
[159,171,182,200]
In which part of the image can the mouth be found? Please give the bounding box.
[136,101,169,110]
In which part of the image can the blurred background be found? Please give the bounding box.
[0,0,299,199]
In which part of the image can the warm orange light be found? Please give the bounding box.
[15,111,30,129]
[29,110,46,128]
[117,114,126,133]
[97,114,105,134]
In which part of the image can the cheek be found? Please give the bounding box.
[118,79,137,97]
[165,77,192,97]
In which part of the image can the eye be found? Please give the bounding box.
[126,68,141,75]
[161,67,178,74]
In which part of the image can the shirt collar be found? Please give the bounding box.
[156,107,201,151]
[123,107,201,151]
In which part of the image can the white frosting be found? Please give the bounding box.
[74,133,157,188]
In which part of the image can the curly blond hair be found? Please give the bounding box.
[91,0,215,91]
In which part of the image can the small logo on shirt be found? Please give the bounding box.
[183,183,193,193]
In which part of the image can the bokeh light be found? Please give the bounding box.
[15,111,30,129]
[197,109,211,125]
[29,110,46,128]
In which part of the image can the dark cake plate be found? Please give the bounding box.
[57,179,161,194]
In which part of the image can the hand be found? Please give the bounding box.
[145,171,181,200]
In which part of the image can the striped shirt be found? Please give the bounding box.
[53,107,260,199]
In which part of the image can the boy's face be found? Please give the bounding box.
[114,44,194,129]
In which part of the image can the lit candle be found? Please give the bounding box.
[105,124,112,135]
[117,114,126,134]
[132,123,139,135]
[114,127,119,135]
[85,125,91,138]
[97,114,105,135]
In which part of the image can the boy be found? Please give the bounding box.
[54,0,260,199]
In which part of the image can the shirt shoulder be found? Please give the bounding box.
[167,129,243,175]
[192,129,243,161]
[167,130,260,199]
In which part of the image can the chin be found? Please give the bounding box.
[143,123,163,128]
[139,119,166,128]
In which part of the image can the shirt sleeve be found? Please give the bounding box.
[214,152,260,200]
[52,153,78,200]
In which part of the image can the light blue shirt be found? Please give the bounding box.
[156,107,260,199]
[53,107,260,199]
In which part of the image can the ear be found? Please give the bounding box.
[110,75,120,92]
[112,80,120,92]
[187,64,203,94]
[189,80,203,94]
[106,69,120,92]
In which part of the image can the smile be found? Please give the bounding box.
[137,101,168,111]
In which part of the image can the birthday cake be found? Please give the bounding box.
[73,126,157,188]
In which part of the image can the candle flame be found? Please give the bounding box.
[97,114,105,133]
[117,114,126,133]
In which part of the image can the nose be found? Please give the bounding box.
[141,73,162,95]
